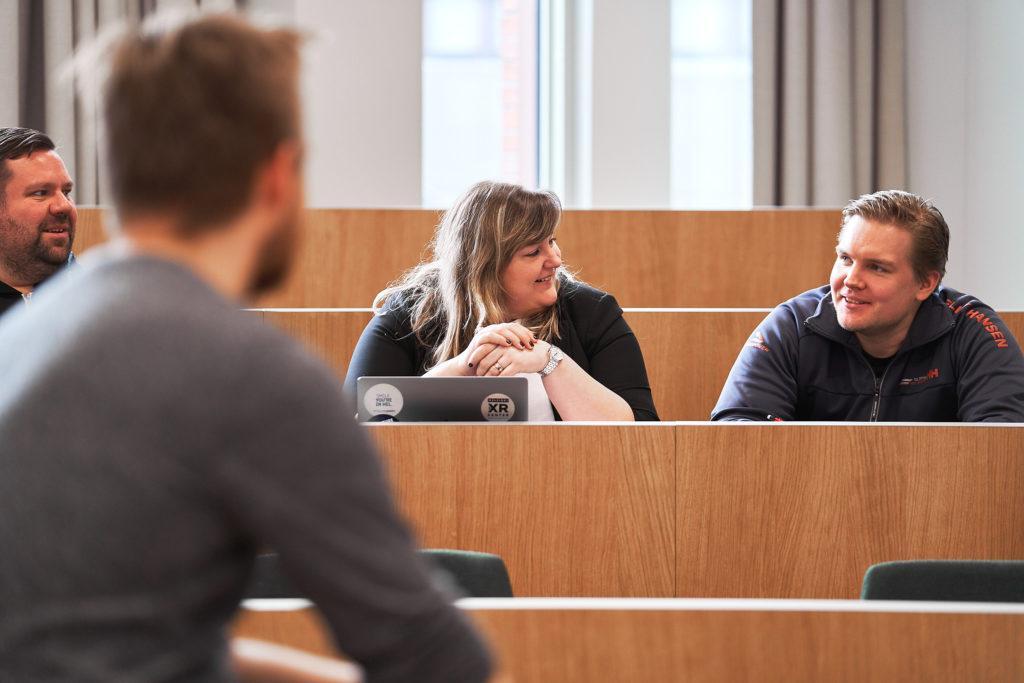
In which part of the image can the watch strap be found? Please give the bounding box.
[540,344,564,377]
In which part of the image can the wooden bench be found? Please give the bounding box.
[76,207,842,308]
[254,308,1024,421]
[233,598,1024,682]
[356,423,1024,599]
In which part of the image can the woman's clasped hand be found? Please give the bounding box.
[461,323,550,377]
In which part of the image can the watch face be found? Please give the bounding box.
[541,345,564,376]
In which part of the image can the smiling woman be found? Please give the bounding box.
[343,181,659,421]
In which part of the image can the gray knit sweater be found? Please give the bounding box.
[0,251,491,682]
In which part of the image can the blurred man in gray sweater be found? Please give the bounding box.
[0,13,491,683]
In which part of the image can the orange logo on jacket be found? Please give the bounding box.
[946,300,1010,348]
[745,331,770,353]
[900,368,940,386]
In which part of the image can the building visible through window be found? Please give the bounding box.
[671,0,752,208]
[423,0,538,207]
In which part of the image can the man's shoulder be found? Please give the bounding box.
[935,285,995,318]
[936,285,1020,351]
[757,285,830,334]
[778,285,831,315]
[4,253,330,392]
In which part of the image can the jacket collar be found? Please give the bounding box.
[805,287,956,353]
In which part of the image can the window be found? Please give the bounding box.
[422,0,539,207]
[670,0,752,208]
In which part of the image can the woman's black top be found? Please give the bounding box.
[344,280,659,421]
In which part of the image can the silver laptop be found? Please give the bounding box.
[356,376,529,422]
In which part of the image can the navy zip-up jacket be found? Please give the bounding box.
[712,285,1024,422]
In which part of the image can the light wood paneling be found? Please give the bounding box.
[75,206,108,252]
[626,309,767,420]
[234,605,339,659]
[255,308,765,421]
[368,424,677,597]
[556,209,839,307]
[260,310,373,380]
[260,210,440,308]
[75,207,841,307]
[677,425,1024,598]
[233,601,1024,682]
[359,424,1024,598]
[257,309,1024,421]
[472,604,1024,682]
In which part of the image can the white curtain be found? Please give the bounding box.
[1,0,244,205]
[753,0,907,206]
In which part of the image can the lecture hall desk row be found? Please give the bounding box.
[365,423,1024,600]
[251,308,1024,422]
[75,207,844,308]
[233,597,1024,682]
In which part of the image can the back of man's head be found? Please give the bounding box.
[841,189,950,284]
[102,13,302,235]
[0,128,56,206]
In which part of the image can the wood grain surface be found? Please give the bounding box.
[369,424,677,597]
[355,424,1024,598]
[233,602,1024,682]
[75,207,841,307]
[676,424,1024,598]
[470,606,1024,682]
[254,308,1024,421]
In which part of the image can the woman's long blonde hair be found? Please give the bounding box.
[373,181,574,368]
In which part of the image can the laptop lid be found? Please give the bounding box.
[356,376,529,422]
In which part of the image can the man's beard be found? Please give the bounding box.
[0,215,75,286]
[247,205,300,298]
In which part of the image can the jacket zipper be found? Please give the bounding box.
[862,356,892,422]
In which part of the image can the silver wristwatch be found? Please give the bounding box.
[540,344,564,377]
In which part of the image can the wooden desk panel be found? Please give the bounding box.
[556,209,839,308]
[255,308,768,421]
[233,600,1024,682]
[76,206,107,251]
[260,309,373,380]
[677,425,1024,598]
[257,309,1024,422]
[625,309,767,420]
[368,424,677,597]
[356,424,1024,598]
[471,603,1024,682]
[75,207,841,307]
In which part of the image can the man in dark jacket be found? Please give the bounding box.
[713,190,1024,422]
[0,127,76,316]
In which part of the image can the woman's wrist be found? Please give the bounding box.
[425,354,472,377]
[539,342,564,377]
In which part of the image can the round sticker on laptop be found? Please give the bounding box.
[481,393,516,421]
[364,383,404,417]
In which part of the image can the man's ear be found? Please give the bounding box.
[916,270,941,301]
[253,141,303,211]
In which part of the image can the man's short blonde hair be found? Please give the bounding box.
[841,189,950,283]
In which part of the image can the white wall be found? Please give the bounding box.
[0,2,20,127]
[906,0,1024,309]
[278,0,1024,305]
[285,0,672,209]
[586,0,671,207]
[292,0,422,207]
